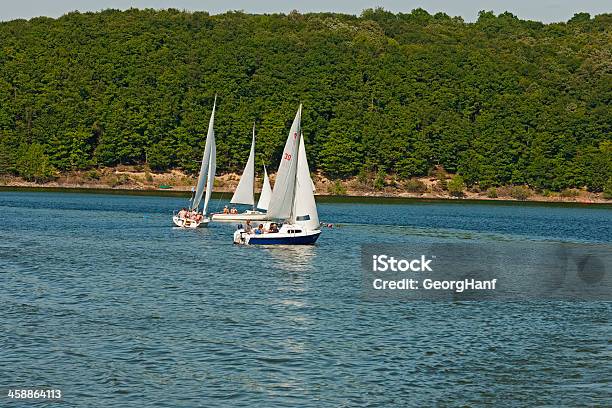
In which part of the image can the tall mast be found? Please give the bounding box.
[288,104,302,223]
[252,122,256,211]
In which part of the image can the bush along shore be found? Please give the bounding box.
[0,166,609,203]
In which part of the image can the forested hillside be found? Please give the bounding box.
[0,8,610,191]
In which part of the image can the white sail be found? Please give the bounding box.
[192,96,216,210]
[230,125,256,206]
[202,139,216,214]
[293,134,319,229]
[267,105,301,220]
[257,166,272,211]
[301,132,316,193]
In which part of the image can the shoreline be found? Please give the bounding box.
[1,167,608,205]
[2,183,610,207]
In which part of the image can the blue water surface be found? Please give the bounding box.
[0,191,610,407]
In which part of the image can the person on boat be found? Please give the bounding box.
[255,224,265,235]
[230,207,238,214]
[178,208,188,219]
[268,223,279,233]
[244,220,253,233]
[223,206,229,214]
[195,213,203,222]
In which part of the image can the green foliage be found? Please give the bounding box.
[85,170,100,180]
[403,179,427,193]
[147,141,175,172]
[357,168,370,185]
[510,186,531,201]
[573,141,612,192]
[486,187,498,198]
[433,167,448,190]
[560,189,580,198]
[374,169,386,190]
[15,143,55,182]
[0,133,18,174]
[569,12,591,23]
[0,9,609,190]
[447,175,465,197]
[108,174,130,187]
[437,178,448,191]
[604,178,612,200]
[318,134,362,179]
[49,130,93,170]
[328,180,347,195]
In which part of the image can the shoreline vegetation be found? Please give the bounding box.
[1,166,608,204]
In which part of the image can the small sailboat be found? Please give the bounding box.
[258,166,273,211]
[172,97,217,228]
[211,125,271,222]
[234,104,321,245]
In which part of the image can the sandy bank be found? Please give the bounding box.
[0,167,608,204]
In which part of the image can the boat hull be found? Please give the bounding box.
[211,211,270,222]
[234,229,320,245]
[172,215,209,228]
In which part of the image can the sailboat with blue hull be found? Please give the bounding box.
[246,232,320,245]
[234,104,321,245]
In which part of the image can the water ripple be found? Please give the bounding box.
[0,192,610,407]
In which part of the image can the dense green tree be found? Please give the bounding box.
[0,131,19,174]
[147,140,175,172]
[0,8,609,191]
[15,143,55,182]
[48,129,94,170]
[448,175,466,197]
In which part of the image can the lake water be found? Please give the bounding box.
[1,191,610,407]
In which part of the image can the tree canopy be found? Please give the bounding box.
[0,8,610,190]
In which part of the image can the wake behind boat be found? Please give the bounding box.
[172,97,217,228]
[234,104,321,245]
[212,125,272,222]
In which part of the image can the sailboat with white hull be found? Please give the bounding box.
[234,104,321,245]
[212,125,272,222]
[172,97,217,228]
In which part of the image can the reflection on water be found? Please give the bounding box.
[264,245,317,272]
[0,191,610,407]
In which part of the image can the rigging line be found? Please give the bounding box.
[215,188,225,212]
[188,187,195,210]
